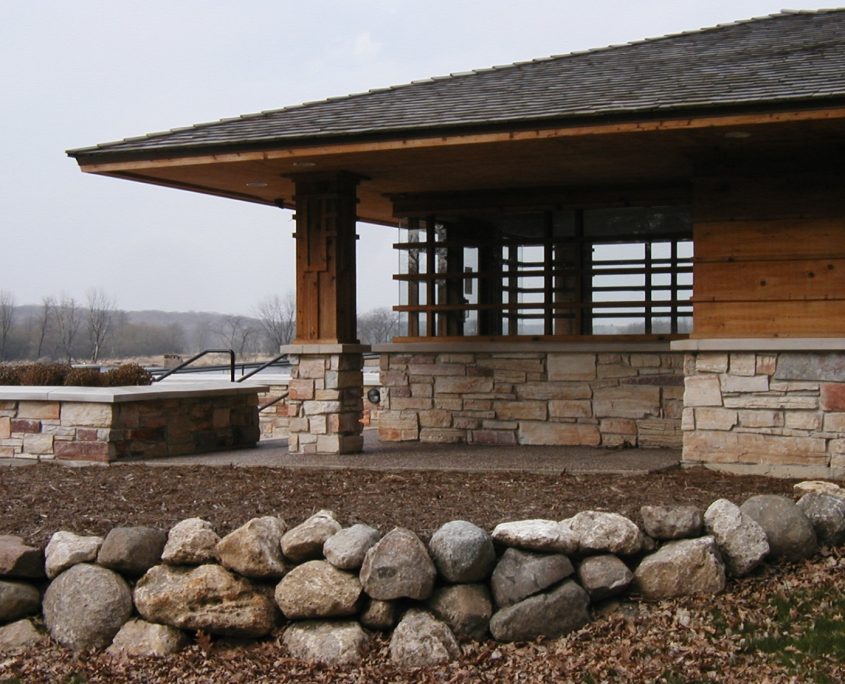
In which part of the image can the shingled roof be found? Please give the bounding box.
[70,9,845,159]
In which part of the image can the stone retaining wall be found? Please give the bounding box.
[682,351,845,479]
[0,386,263,462]
[377,349,684,448]
[2,482,842,666]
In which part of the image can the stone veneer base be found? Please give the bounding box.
[0,384,266,462]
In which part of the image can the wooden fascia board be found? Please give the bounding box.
[76,105,845,175]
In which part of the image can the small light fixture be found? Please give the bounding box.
[245,181,268,188]
[724,131,751,139]
[292,161,317,168]
[367,388,381,404]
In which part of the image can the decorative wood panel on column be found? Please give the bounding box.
[292,172,360,344]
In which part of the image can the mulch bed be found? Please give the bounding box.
[1,463,842,682]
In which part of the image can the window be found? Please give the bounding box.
[394,206,692,339]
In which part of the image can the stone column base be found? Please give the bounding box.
[282,344,369,455]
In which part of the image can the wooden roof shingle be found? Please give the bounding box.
[69,9,845,160]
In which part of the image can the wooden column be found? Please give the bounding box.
[291,172,360,344]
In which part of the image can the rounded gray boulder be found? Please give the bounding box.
[428,520,496,583]
[43,563,132,652]
[740,495,818,562]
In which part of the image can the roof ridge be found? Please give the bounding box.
[69,8,845,155]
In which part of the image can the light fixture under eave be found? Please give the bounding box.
[291,161,317,168]
[724,131,752,139]
[245,181,268,188]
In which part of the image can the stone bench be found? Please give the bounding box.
[0,384,268,462]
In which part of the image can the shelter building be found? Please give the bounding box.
[69,10,845,477]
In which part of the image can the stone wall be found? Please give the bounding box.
[682,351,845,478]
[0,387,262,462]
[285,348,366,454]
[257,384,290,440]
[377,349,684,448]
[2,482,841,666]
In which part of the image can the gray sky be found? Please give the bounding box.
[1,0,838,315]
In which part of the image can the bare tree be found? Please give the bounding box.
[215,315,259,356]
[255,292,296,351]
[54,296,81,363]
[33,296,54,359]
[0,290,14,361]
[86,288,116,362]
[358,307,399,345]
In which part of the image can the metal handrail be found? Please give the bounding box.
[152,349,236,383]
[258,391,289,412]
[235,352,289,383]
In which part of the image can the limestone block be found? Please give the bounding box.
[682,408,695,431]
[22,433,53,455]
[11,419,39,434]
[493,401,547,421]
[471,430,518,445]
[720,374,770,394]
[695,353,728,373]
[302,401,342,416]
[693,408,737,431]
[683,431,827,465]
[684,376,723,407]
[600,418,637,435]
[517,382,592,401]
[757,355,778,375]
[597,364,639,379]
[478,358,544,373]
[410,383,433,398]
[434,397,464,410]
[518,421,601,446]
[61,403,114,428]
[821,383,845,411]
[287,379,315,401]
[408,363,465,377]
[774,353,845,382]
[420,428,466,443]
[549,400,592,419]
[593,385,660,418]
[738,410,784,429]
[434,376,494,394]
[297,358,328,379]
[729,354,757,376]
[390,397,433,411]
[547,353,596,381]
[824,413,845,433]
[17,401,60,420]
[436,353,475,364]
[724,395,818,410]
[0,417,10,439]
[784,412,821,431]
[630,353,661,368]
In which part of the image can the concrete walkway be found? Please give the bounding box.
[2,429,680,475]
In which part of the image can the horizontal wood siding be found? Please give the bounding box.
[693,175,845,338]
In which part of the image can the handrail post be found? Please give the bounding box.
[228,350,235,382]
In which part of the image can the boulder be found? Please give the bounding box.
[281,510,342,564]
[360,528,436,601]
[134,564,277,638]
[274,560,362,619]
[741,495,818,562]
[0,536,44,579]
[389,609,461,668]
[797,493,845,546]
[428,520,496,583]
[577,554,633,601]
[97,527,167,577]
[489,580,590,642]
[640,505,703,540]
[427,583,493,641]
[216,516,288,579]
[283,620,368,666]
[44,531,103,579]
[490,547,574,608]
[793,480,845,499]
[0,619,43,652]
[42,563,132,652]
[106,618,189,658]
[323,523,380,571]
[162,518,220,565]
[0,580,40,622]
[703,499,769,576]
[359,598,397,631]
[564,511,644,556]
[490,519,578,554]
[634,537,725,600]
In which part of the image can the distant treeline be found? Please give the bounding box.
[0,290,398,362]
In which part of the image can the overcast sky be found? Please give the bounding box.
[1,1,838,315]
